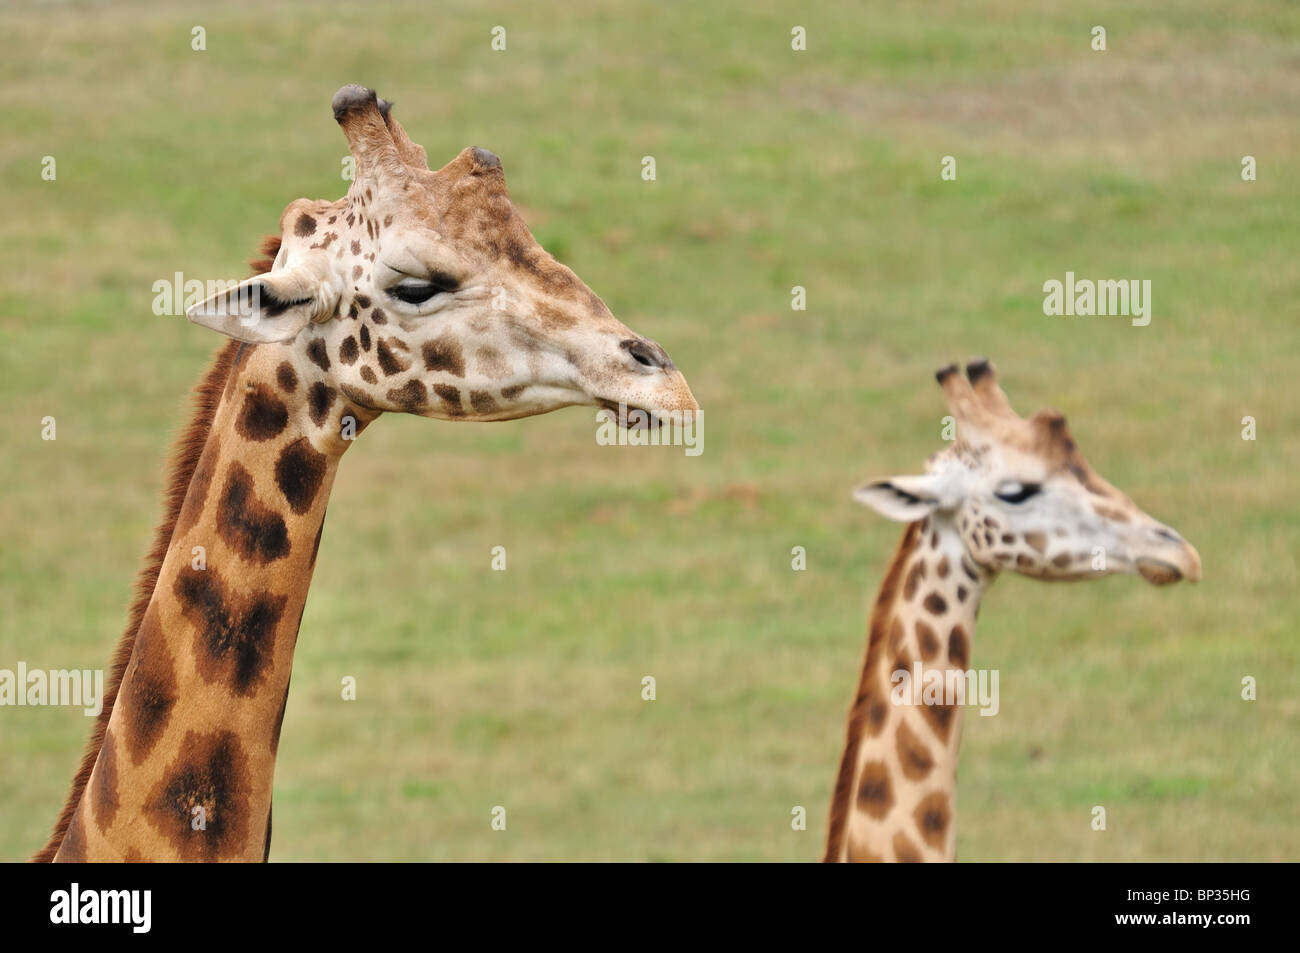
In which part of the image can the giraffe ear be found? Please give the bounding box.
[852,474,944,522]
[186,266,339,344]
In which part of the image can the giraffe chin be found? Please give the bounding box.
[597,399,662,430]
[1135,558,1184,586]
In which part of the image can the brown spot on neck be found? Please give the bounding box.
[896,720,935,781]
[216,463,291,563]
[912,792,951,850]
[144,730,252,861]
[235,386,289,442]
[274,438,328,515]
[854,760,894,819]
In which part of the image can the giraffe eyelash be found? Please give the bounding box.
[994,482,1042,504]
[387,273,460,305]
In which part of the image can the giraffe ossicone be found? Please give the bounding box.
[825,359,1200,863]
[37,85,698,862]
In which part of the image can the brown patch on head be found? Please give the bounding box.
[339,383,374,408]
[360,366,378,384]
[359,324,371,351]
[386,379,428,411]
[469,390,498,414]
[896,719,935,781]
[500,384,525,400]
[144,729,252,861]
[912,791,951,849]
[1094,504,1131,523]
[536,300,578,329]
[936,555,950,578]
[854,760,894,819]
[235,386,288,442]
[892,831,923,863]
[475,346,508,379]
[274,438,328,515]
[1024,531,1048,553]
[923,592,948,616]
[422,336,465,377]
[294,214,316,237]
[432,383,464,416]
[377,338,411,375]
[339,336,359,365]
[216,463,291,563]
[1051,552,1072,568]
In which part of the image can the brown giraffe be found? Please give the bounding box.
[35,85,698,862]
[824,360,1200,862]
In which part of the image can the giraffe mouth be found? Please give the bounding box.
[1135,558,1183,586]
[597,399,662,430]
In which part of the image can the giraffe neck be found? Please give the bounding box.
[824,516,994,862]
[53,343,377,861]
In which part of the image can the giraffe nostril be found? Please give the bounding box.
[1154,526,1183,544]
[622,338,672,371]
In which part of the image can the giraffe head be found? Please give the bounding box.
[188,85,697,425]
[854,360,1201,585]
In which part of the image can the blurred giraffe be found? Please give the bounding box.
[825,359,1199,862]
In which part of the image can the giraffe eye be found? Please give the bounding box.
[994,482,1041,504]
[388,273,459,305]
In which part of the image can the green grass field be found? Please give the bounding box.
[1,0,1296,861]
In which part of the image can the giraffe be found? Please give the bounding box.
[823,359,1200,862]
[35,85,698,862]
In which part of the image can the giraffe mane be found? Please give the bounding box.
[32,236,282,862]
[822,519,923,862]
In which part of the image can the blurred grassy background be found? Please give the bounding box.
[0,0,1296,861]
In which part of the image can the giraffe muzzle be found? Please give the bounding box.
[1134,532,1202,585]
